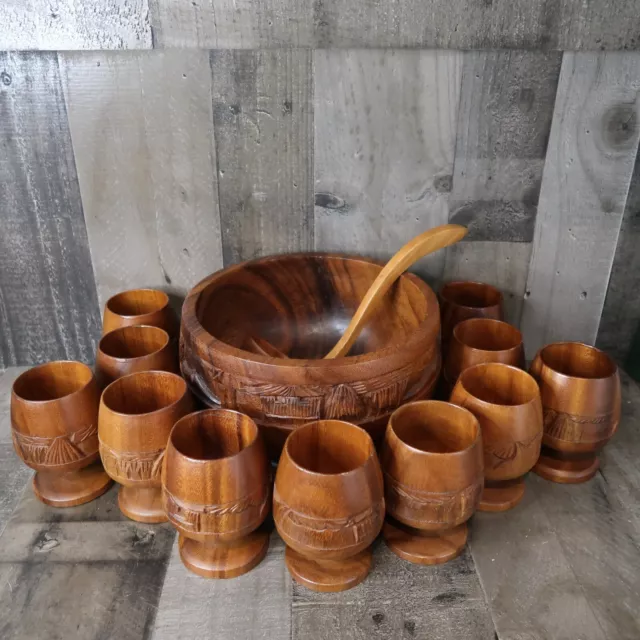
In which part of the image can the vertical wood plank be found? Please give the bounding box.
[313,50,462,284]
[0,52,101,367]
[61,51,223,311]
[211,49,314,265]
[521,52,640,358]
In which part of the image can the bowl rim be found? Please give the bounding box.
[12,360,95,405]
[181,252,439,372]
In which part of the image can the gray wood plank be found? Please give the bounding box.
[2,0,152,50]
[313,50,462,285]
[597,152,640,363]
[149,0,640,51]
[152,532,292,640]
[211,49,313,265]
[60,51,223,311]
[0,52,101,368]
[520,52,640,359]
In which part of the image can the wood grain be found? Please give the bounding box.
[60,50,223,311]
[210,49,313,265]
[0,52,101,368]
[521,52,640,358]
[313,50,462,284]
[2,0,152,50]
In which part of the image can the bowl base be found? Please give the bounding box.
[33,461,113,508]
[383,518,467,565]
[179,530,269,579]
[118,486,167,523]
[478,478,525,512]
[285,546,371,592]
[534,449,599,484]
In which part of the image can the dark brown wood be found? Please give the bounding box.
[381,401,483,564]
[529,342,621,484]
[162,409,270,579]
[102,288,178,336]
[450,363,543,511]
[98,370,194,522]
[96,325,178,388]
[274,420,384,592]
[180,253,440,458]
[10,361,112,507]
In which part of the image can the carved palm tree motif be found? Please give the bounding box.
[12,422,96,466]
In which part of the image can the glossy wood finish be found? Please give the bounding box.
[180,253,441,457]
[381,401,483,564]
[530,342,621,484]
[102,288,178,336]
[10,361,112,507]
[96,325,178,388]
[444,318,525,393]
[162,409,270,578]
[450,363,543,511]
[98,371,193,522]
[439,281,504,350]
[274,420,384,591]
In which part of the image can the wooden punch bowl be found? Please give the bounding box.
[180,254,441,456]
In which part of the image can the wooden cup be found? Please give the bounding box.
[381,401,483,564]
[529,342,620,484]
[98,371,194,522]
[450,363,543,511]
[162,409,271,578]
[11,361,113,507]
[443,318,525,393]
[102,288,178,336]
[96,325,178,388]
[274,420,384,592]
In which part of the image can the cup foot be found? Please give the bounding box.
[478,478,525,512]
[383,519,467,565]
[118,486,167,523]
[179,530,269,579]
[32,461,113,508]
[285,546,371,592]
[534,450,599,484]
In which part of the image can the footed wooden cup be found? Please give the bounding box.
[451,363,543,511]
[530,342,620,484]
[99,371,193,522]
[102,288,178,336]
[381,401,483,564]
[162,409,270,578]
[11,361,113,507]
[274,420,385,592]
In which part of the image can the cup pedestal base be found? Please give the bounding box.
[285,546,371,592]
[33,461,113,508]
[179,530,269,579]
[479,478,525,512]
[383,518,467,565]
[118,486,167,523]
[534,448,599,484]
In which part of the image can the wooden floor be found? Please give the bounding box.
[1,366,639,640]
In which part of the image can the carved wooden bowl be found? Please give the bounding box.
[381,401,483,564]
[180,253,440,457]
[162,409,270,578]
[96,325,178,388]
[102,288,178,336]
[11,361,113,507]
[98,371,194,523]
[450,363,543,511]
[274,420,385,592]
[529,342,620,484]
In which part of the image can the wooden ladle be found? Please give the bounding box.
[245,224,468,360]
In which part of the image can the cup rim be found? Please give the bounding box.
[98,324,170,362]
[105,288,170,319]
[168,408,259,464]
[440,280,503,310]
[284,419,376,478]
[12,360,94,405]
[389,400,481,457]
[452,317,523,353]
[100,370,188,417]
[537,341,618,381]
